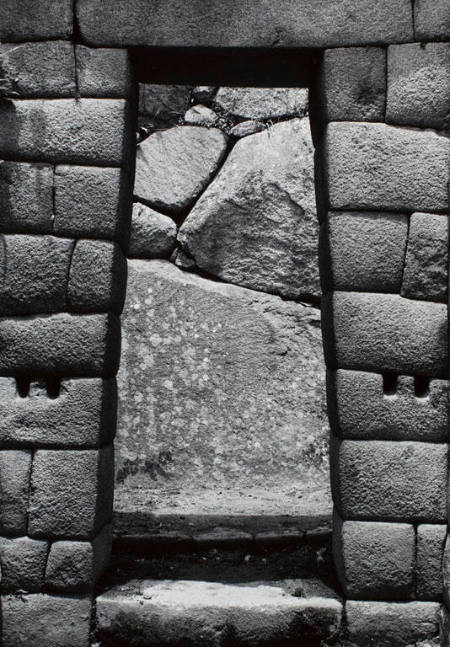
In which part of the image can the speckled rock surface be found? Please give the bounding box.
[215,87,308,120]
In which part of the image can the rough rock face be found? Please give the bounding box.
[138,84,193,130]
[215,87,308,120]
[178,118,319,300]
[128,202,177,259]
[115,260,330,517]
[134,126,228,214]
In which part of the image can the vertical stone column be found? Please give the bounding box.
[0,41,134,647]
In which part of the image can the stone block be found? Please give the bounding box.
[1,594,92,647]
[0,99,132,165]
[138,84,193,131]
[333,511,414,600]
[0,451,31,534]
[29,447,114,539]
[0,235,73,315]
[54,165,131,242]
[414,0,450,41]
[45,524,112,592]
[417,524,447,601]
[402,213,449,303]
[323,122,449,213]
[319,47,386,122]
[76,46,133,98]
[0,0,73,42]
[0,536,48,592]
[128,203,177,259]
[444,535,450,608]
[0,161,54,234]
[387,43,450,129]
[346,601,441,647]
[214,87,308,120]
[322,211,408,293]
[0,377,117,448]
[331,438,448,522]
[0,313,120,377]
[441,605,450,647]
[68,240,127,314]
[322,292,448,378]
[327,370,449,442]
[0,41,75,98]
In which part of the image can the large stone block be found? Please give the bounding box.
[128,203,177,259]
[0,99,131,165]
[0,536,48,592]
[319,47,386,122]
[333,512,415,600]
[331,438,448,522]
[0,378,116,448]
[327,370,449,442]
[0,450,31,534]
[214,87,308,120]
[75,46,133,98]
[322,292,448,378]
[77,0,413,48]
[323,122,449,213]
[29,447,114,538]
[417,525,447,601]
[0,0,73,41]
[414,0,450,41]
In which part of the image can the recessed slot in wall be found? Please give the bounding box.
[414,375,430,399]
[382,373,398,396]
[16,376,30,398]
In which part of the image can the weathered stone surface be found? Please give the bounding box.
[444,535,450,608]
[414,0,450,41]
[0,0,73,42]
[323,122,449,213]
[0,42,75,98]
[116,260,330,519]
[0,235,73,315]
[230,120,266,138]
[0,313,120,377]
[97,580,342,645]
[184,104,218,126]
[54,165,130,241]
[134,126,228,213]
[333,512,415,600]
[0,451,31,534]
[179,118,319,300]
[346,601,441,647]
[387,43,450,129]
[0,377,117,448]
[331,438,448,522]
[322,293,448,378]
[76,45,133,98]
[215,87,308,119]
[319,47,386,122]
[417,524,447,601]
[128,202,177,259]
[401,213,449,303]
[0,99,131,165]
[68,240,127,314]
[0,537,48,592]
[441,605,450,647]
[322,211,408,293]
[327,370,449,442]
[1,594,92,647]
[77,0,413,48]
[193,87,216,103]
[0,161,53,234]
[29,447,114,539]
[138,84,193,130]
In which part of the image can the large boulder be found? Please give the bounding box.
[178,118,319,300]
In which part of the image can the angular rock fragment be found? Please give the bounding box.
[128,202,177,259]
[230,120,266,138]
[138,84,193,130]
[215,87,308,119]
[184,104,218,126]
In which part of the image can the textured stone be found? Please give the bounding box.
[327,370,449,442]
[387,43,450,129]
[0,0,73,41]
[138,84,193,130]
[444,536,450,608]
[1,594,92,647]
[441,606,450,647]
[76,45,133,98]
[322,211,408,293]
[230,120,266,138]
[323,122,449,213]
[346,601,441,647]
[322,292,448,378]
[178,118,319,300]
[319,47,386,122]
[0,451,31,534]
[401,213,449,303]
[0,161,53,234]
[0,235,73,315]
[414,0,450,41]
[54,165,130,241]
[29,447,114,539]
[68,240,127,314]
[0,313,120,377]
[116,260,330,519]
[417,525,447,601]
[192,87,216,103]
[331,438,448,522]
[0,377,117,448]
[0,537,48,592]
[184,104,218,126]
[0,99,131,165]
[214,87,308,119]
[77,0,413,48]
[128,202,177,259]
[134,126,228,214]
[333,512,414,600]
